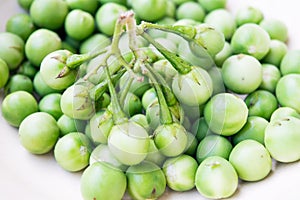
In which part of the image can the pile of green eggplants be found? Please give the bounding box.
[1,0,300,199]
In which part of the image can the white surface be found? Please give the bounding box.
[1,0,300,200]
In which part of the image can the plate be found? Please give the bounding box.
[1,0,300,200]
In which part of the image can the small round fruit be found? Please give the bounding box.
[231,23,270,60]
[80,162,127,200]
[245,90,278,120]
[232,116,268,145]
[19,112,60,154]
[222,54,262,94]
[276,74,300,113]
[196,134,233,163]
[195,156,238,199]
[204,93,248,136]
[163,155,198,191]
[126,161,166,199]
[265,116,300,163]
[1,91,38,127]
[54,132,92,172]
[229,139,272,181]
[0,32,24,70]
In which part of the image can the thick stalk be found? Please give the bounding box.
[145,63,177,106]
[140,22,196,41]
[104,65,127,124]
[139,30,192,75]
[89,68,126,101]
[144,66,173,125]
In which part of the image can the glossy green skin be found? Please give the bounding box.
[65,9,95,41]
[132,0,167,22]
[25,29,62,67]
[0,32,24,70]
[222,54,262,94]
[198,0,226,12]
[229,139,272,181]
[40,50,77,90]
[80,162,127,200]
[7,74,33,93]
[79,33,111,54]
[33,72,62,97]
[196,134,232,163]
[176,2,205,22]
[194,24,225,57]
[96,3,127,36]
[123,92,143,117]
[260,18,288,42]
[276,74,300,113]
[39,93,63,120]
[259,64,281,93]
[6,13,36,41]
[232,116,268,145]
[89,144,127,171]
[195,156,238,199]
[89,109,114,144]
[280,50,300,75]
[17,0,34,10]
[30,0,68,30]
[245,90,278,120]
[163,155,198,191]
[270,107,300,122]
[17,61,37,79]
[108,121,150,165]
[60,84,95,120]
[54,132,92,172]
[262,40,287,67]
[172,66,213,106]
[57,114,86,136]
[265,116,300,163]
[191,117,214,141]
[66,0,99,14]
[130,114,151,133]
[0,58,9,88]
[231,23,270,60]
[154,123,188,157]
[214,41,232,67]
[204,93,248,136]
[142,88,157,110]
[1,91,38,127]
[204,9,236,40]
[235,6,264,26]
[19,112,60,154]
[127,161,166,199]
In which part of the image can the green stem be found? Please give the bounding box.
[89,68,126,101]
[66,47,109,69]
[145,63,177,106]
[139,30,192,75]
[119,76,133,106]
[140,22,196,41]
[144,64,173,125]
[104,65,127,124]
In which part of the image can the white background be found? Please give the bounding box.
[1,0,300,200]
